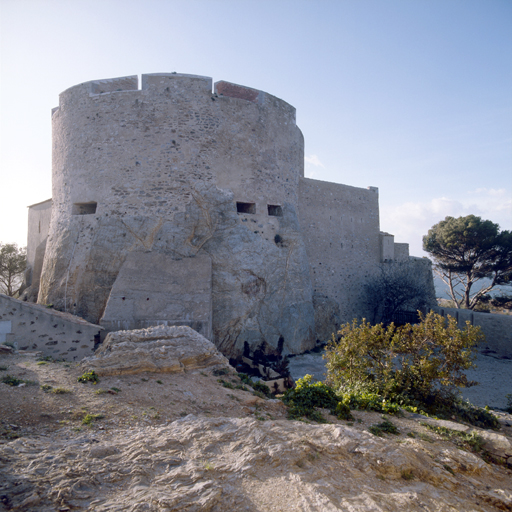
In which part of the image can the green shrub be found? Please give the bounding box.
[421,423,485,452]
[217,378,234,389]
[369,418,399,436]
[2,374,23,386]
[82,413,104,425]
[51,387,71,394]
[325,311,483,411]
[282,374,347,422]
[340,391,401,415]
[448,399,500,430]
[334,401,354,421]
[252,380,272,397]
[77,370,99,384]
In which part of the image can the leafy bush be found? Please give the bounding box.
[339,391,401,415]
[2,374,23,386]
[252,380,272,397]
[282,374,352,422]
[325,311,483,410]
[369,418,399,436]
[421,423,485,452]
[51,387,71,394]
[82,413,104,425]
[450,399,500,430]
[77,370,99,384]
[1,374,37,386]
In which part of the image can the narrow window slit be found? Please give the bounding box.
[267,204,283,217]
[72,202,97,215]
[236,202,256,214]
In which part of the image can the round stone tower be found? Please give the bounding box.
[39,73,315,357]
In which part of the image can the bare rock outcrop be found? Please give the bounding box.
[2,415,511,511]
[80,325,230,376]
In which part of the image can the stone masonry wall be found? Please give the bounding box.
[37,74,314,358]
[100,252,212,339]
[28,72,436,358]
[24,199,52,301]
[299,178,381,323]
[0,294,102,361]
[435,306,512,358]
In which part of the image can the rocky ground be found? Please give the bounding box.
[1,347,512,511]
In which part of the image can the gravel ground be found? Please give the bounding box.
[289,350,512,411]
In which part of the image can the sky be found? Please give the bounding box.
[0,0,511,258]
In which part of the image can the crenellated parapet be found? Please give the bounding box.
[50,73,303,226]
[54,73,296,123]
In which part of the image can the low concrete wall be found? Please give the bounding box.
[435,307,512,358]
[0,294,102,361]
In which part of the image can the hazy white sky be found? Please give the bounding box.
[1,0,511,256]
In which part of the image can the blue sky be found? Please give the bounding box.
[1,0,511,256]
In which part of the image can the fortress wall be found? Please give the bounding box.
[394,243,410,260]
[100,252,212,339]
[36,74,315,356]
[47,73,303,230]
[299,178,381,323]
[380,233,395,261]
[25,199,52,296]
[435,307,512,358]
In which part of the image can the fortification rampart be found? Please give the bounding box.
[24,199,52,299]
[436,307,512,358]
[26,73,435,358]
[299,178,381,322]
[37,74,314,357]
[49,73,301,227]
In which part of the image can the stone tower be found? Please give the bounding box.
[37,73,316,357]
[26,72,436,359]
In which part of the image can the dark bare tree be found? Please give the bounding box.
[365,261,431,324]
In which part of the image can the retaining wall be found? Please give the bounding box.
[0,294,102,361]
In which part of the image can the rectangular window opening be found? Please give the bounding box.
[236,201,256,214]
[267,204,283,217]
[72,202,97,215]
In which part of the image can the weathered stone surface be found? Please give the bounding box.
[80,325,229,376]
[40,184,315,357]
[2,415,511,511]
[2,350,512,511]
[99,252,212,339]
[0,344,13,353]
[477,430,512,459]
[312,293,341,343]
